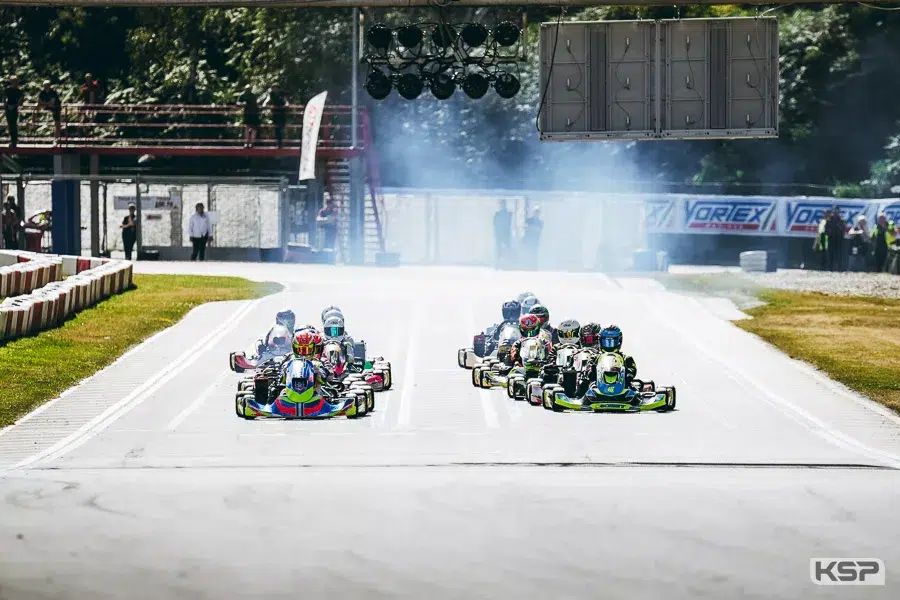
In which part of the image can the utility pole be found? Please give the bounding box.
[348,6,365,265]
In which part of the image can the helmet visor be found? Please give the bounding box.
[601,336,619,350]
[325,325,344,337]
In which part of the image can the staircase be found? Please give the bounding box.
[322,110,386,264]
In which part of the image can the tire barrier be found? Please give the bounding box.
[739,250,777,273]
[0,250,133,342]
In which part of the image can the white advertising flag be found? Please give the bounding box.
[298,90,328,181]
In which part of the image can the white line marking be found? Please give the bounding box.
[165,369,230,431]
[238,432,286,437]
[7,299,263,472]
[479,390,500,429]
[639,292,900,469]
[395,309,422,430]
[0,325,177,441]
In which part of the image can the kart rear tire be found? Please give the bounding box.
[458,348,467,368]
[254,378,269,405]
[235,393,255,420]
[382,368,392,390]
[666,386,676,411]
[561,371,577,397]
[471,367,481,387]
[347,395,361,419]
[542,387,554,410]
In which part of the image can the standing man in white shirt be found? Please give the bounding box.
[188,202,212,261]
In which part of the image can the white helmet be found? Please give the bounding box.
[323,315,345,339]
[321,305,343,324]
[519,295,539,315]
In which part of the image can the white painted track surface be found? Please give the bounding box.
[0,262,898,599]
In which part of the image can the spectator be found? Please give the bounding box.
[847,215,870,272]
[493,200,512,265]
[2,199,20,249]
[266,84,288,148]
[814,209,830,270]
[238,85,259,148]
[524,205,544,268]
[120,203,137,261]
[188,202,212,261]
[80,73,100,105]
[825,206,845,271]
[37,80,61,141]
[871,213,895,272]
[3,75,24,148]
[316,198,338,250]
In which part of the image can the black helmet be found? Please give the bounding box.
[580,322,600,347]
[528,303,550,326]
[599,324,623,352]
[557,319,580,342]
[276,309,296,332]
[502,300,521,322]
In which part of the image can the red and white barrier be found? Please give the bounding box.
[0,250,134,342]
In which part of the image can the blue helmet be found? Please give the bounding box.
[599,325,623,352]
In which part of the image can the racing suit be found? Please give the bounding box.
[324,334,357,366]
[541,324,559,345]
[491,319,519,343]
[509,336,556,368]
[575,349,636,397]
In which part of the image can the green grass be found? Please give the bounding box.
[737,291,900,414]
[0,274,282,427]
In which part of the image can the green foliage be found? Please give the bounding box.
[1,4,900,193]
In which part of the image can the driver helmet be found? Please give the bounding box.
[518,313,541,338]
[557,319,580,343]
[599,325,623,352]
[276,309,296,332]
[528,303,550,327]
[519,295,539,315]
[579,322,600,347]
[501,300,521,322]
[516,291,536,304]
[292,330,317,357]
[268,325,292,348]
[321,305,343,324]
[323,315,345,339]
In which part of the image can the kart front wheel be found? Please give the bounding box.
[347,395,361,419]
[235,393,256,420]
[471,367,481,387]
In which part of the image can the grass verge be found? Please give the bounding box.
[0,274,282,427]
[737,291,900,414]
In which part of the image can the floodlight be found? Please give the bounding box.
[365,70,392,100]
[429,73,456,100]
[367,23,392,51]
[493,21,520,47]
[432,24,456,48]
[397,73,424,100]
[494,72,521,99]
[461,23,489,47]
[462,73,490,99]
[397,24,423,49]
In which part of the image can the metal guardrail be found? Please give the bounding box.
[1,103,367,150]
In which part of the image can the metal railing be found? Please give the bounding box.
[1,103,368,149]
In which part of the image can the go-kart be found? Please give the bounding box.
[471,323,521,387]
[503,338,555,403]
[320,340,392,393]
[229,338,291,373]
[541,352,676,413]
[458,324,499,369]
[234,356,373,419]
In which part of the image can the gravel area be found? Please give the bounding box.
[741,269,900,299]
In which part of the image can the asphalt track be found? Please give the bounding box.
[1,263,898,599]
